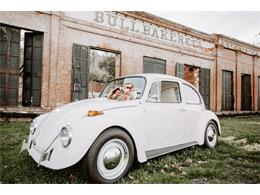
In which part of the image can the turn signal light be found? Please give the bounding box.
[87,110,104,117]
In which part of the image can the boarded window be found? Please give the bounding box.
[0,25,20,106]
[199,68,210,109]
[222,70,234,111]
[175,63,184,79]
[143,56,166,74]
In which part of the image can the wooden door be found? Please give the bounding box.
[241,74,251,111]
[22,32,43,106]
[71,43,89,101]
[199,68,210,109]
[222,70,234,111]
[0,25,20,106]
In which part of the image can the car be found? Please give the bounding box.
[21,73,221,183]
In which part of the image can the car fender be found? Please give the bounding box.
[71,114,147,163]
[40,114,147,170]
[196,110,221,145]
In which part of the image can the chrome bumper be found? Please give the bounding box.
[20,139,29,153]
[20,139,52,167]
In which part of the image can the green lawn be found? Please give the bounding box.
[0,116,260,183]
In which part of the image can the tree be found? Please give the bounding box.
[98,56,115,83]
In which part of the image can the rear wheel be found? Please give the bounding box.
[204,121,218,148]
[82,128,134,183]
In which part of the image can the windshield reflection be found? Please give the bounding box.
[100,77,146,100]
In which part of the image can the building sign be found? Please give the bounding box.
[65,11,214,52]
[219,39,260,56]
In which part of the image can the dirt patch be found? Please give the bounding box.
[220,136,260,151]
[242,143,260,151]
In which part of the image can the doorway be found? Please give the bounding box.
[175,63,210,109]
[0,24,43,107]
[222,70,234,111]
[241,74,252,111]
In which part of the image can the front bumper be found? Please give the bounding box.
[20,138,54,167]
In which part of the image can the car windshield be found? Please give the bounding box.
[99,76,146,100]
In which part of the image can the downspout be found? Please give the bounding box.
[214,37,218,112]
[215,43,218,112]
[235,51,238,111]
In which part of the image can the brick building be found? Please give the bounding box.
[0,11,259,115]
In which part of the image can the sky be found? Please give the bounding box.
[149,11,260,46]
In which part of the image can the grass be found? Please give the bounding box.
[0,116,260,184]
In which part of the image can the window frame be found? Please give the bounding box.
[143,56,166,74]
[147,80,182,104]
[99,75,147,99]
[182,83,202,105]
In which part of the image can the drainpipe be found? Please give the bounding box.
[215,44,218,112]
[235,51,238,111]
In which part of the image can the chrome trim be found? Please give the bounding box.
[97,139,129,180]
[20,139,29,153]
[60,126,72,147]
[206,124,217,147]
[103,146,122,169]
[145,141,198,159]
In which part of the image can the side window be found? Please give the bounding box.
[182,84,201,104]
[147,81,181,103]
[160,81,181,103]
[147,82,160,103]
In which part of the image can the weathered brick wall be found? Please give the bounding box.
[54,15,215,107]
[216,36,260,112]
[184,66,199,89]
[0,11,259,113]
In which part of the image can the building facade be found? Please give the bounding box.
[0,11,259,114]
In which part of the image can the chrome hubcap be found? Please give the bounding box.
[97,139,129,180]
[207,124,217,146]
[103,146,122,169]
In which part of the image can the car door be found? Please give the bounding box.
[181,83,204,143]
[142,80,186,157]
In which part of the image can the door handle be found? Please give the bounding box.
[178,108,187,112]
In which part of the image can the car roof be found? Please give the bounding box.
[120,73,189,84]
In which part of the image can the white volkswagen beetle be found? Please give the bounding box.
[21,74,221,183]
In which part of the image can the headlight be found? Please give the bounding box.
[30,121,37,135]
[60,127,72,148]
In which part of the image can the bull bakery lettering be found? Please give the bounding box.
[93,11,212,51]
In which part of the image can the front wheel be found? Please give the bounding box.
[82,128,135,183]
[204,121,218,148]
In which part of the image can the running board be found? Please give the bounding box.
[145,141,198,159]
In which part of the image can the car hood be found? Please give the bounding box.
[33,98,140,151]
